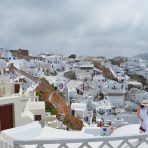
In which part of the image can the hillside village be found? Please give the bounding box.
[0,48,148,147]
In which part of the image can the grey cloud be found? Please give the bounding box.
[0,0,148,58]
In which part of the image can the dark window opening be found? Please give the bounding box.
[35,115,41,121]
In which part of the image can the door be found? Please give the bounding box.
[15,84,20,93]
[0,104,14,131]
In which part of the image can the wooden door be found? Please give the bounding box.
[15,84,20,93]
[0,104,14,131]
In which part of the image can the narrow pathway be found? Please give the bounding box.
[48,91,54,101]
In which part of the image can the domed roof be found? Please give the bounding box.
[0,59,7,69]
[111,124,139,136]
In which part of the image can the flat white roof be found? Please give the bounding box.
[128,81,142,85]
[0,96,20,105]
[71,103,87,110]
[27,102,45,109]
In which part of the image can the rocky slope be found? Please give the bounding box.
[36,78,83,130]
[93,61,118,81]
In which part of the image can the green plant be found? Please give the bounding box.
[68,54,76,59]
[99,92,104,99]
[128,74,146,85]
[63,116,83,130]
[53,86,58,91]
[45,104,58,115]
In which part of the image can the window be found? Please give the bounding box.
[35,115,41,121]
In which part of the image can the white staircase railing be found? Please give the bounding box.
[13,134,148,148]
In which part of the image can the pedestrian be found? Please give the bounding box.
[137,100,148,133]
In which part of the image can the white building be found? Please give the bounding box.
[92,75,106,89]
[0,48,16,60]
[44,54,64,73]
[0,59,46,131]
[71,103,87,119]
[73,61,102,81]
[124,57,148,79]
[44,75,69,91]
[0,96,23,131]
[102,80,126,95]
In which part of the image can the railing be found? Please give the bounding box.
[13,134,148,148]
[21,96,39,102]
[0,142,13,148]
[0,136,13,148]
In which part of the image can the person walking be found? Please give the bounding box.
[137,100,148,133]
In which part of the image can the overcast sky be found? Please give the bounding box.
[0,0,148,58]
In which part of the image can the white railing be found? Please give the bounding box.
[21,96,39,102]
[0,137,13,148]
[13,134,148,148]
[0,142,13,148]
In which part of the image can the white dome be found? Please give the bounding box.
[111,124,139,136]
[0,59,7,69]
